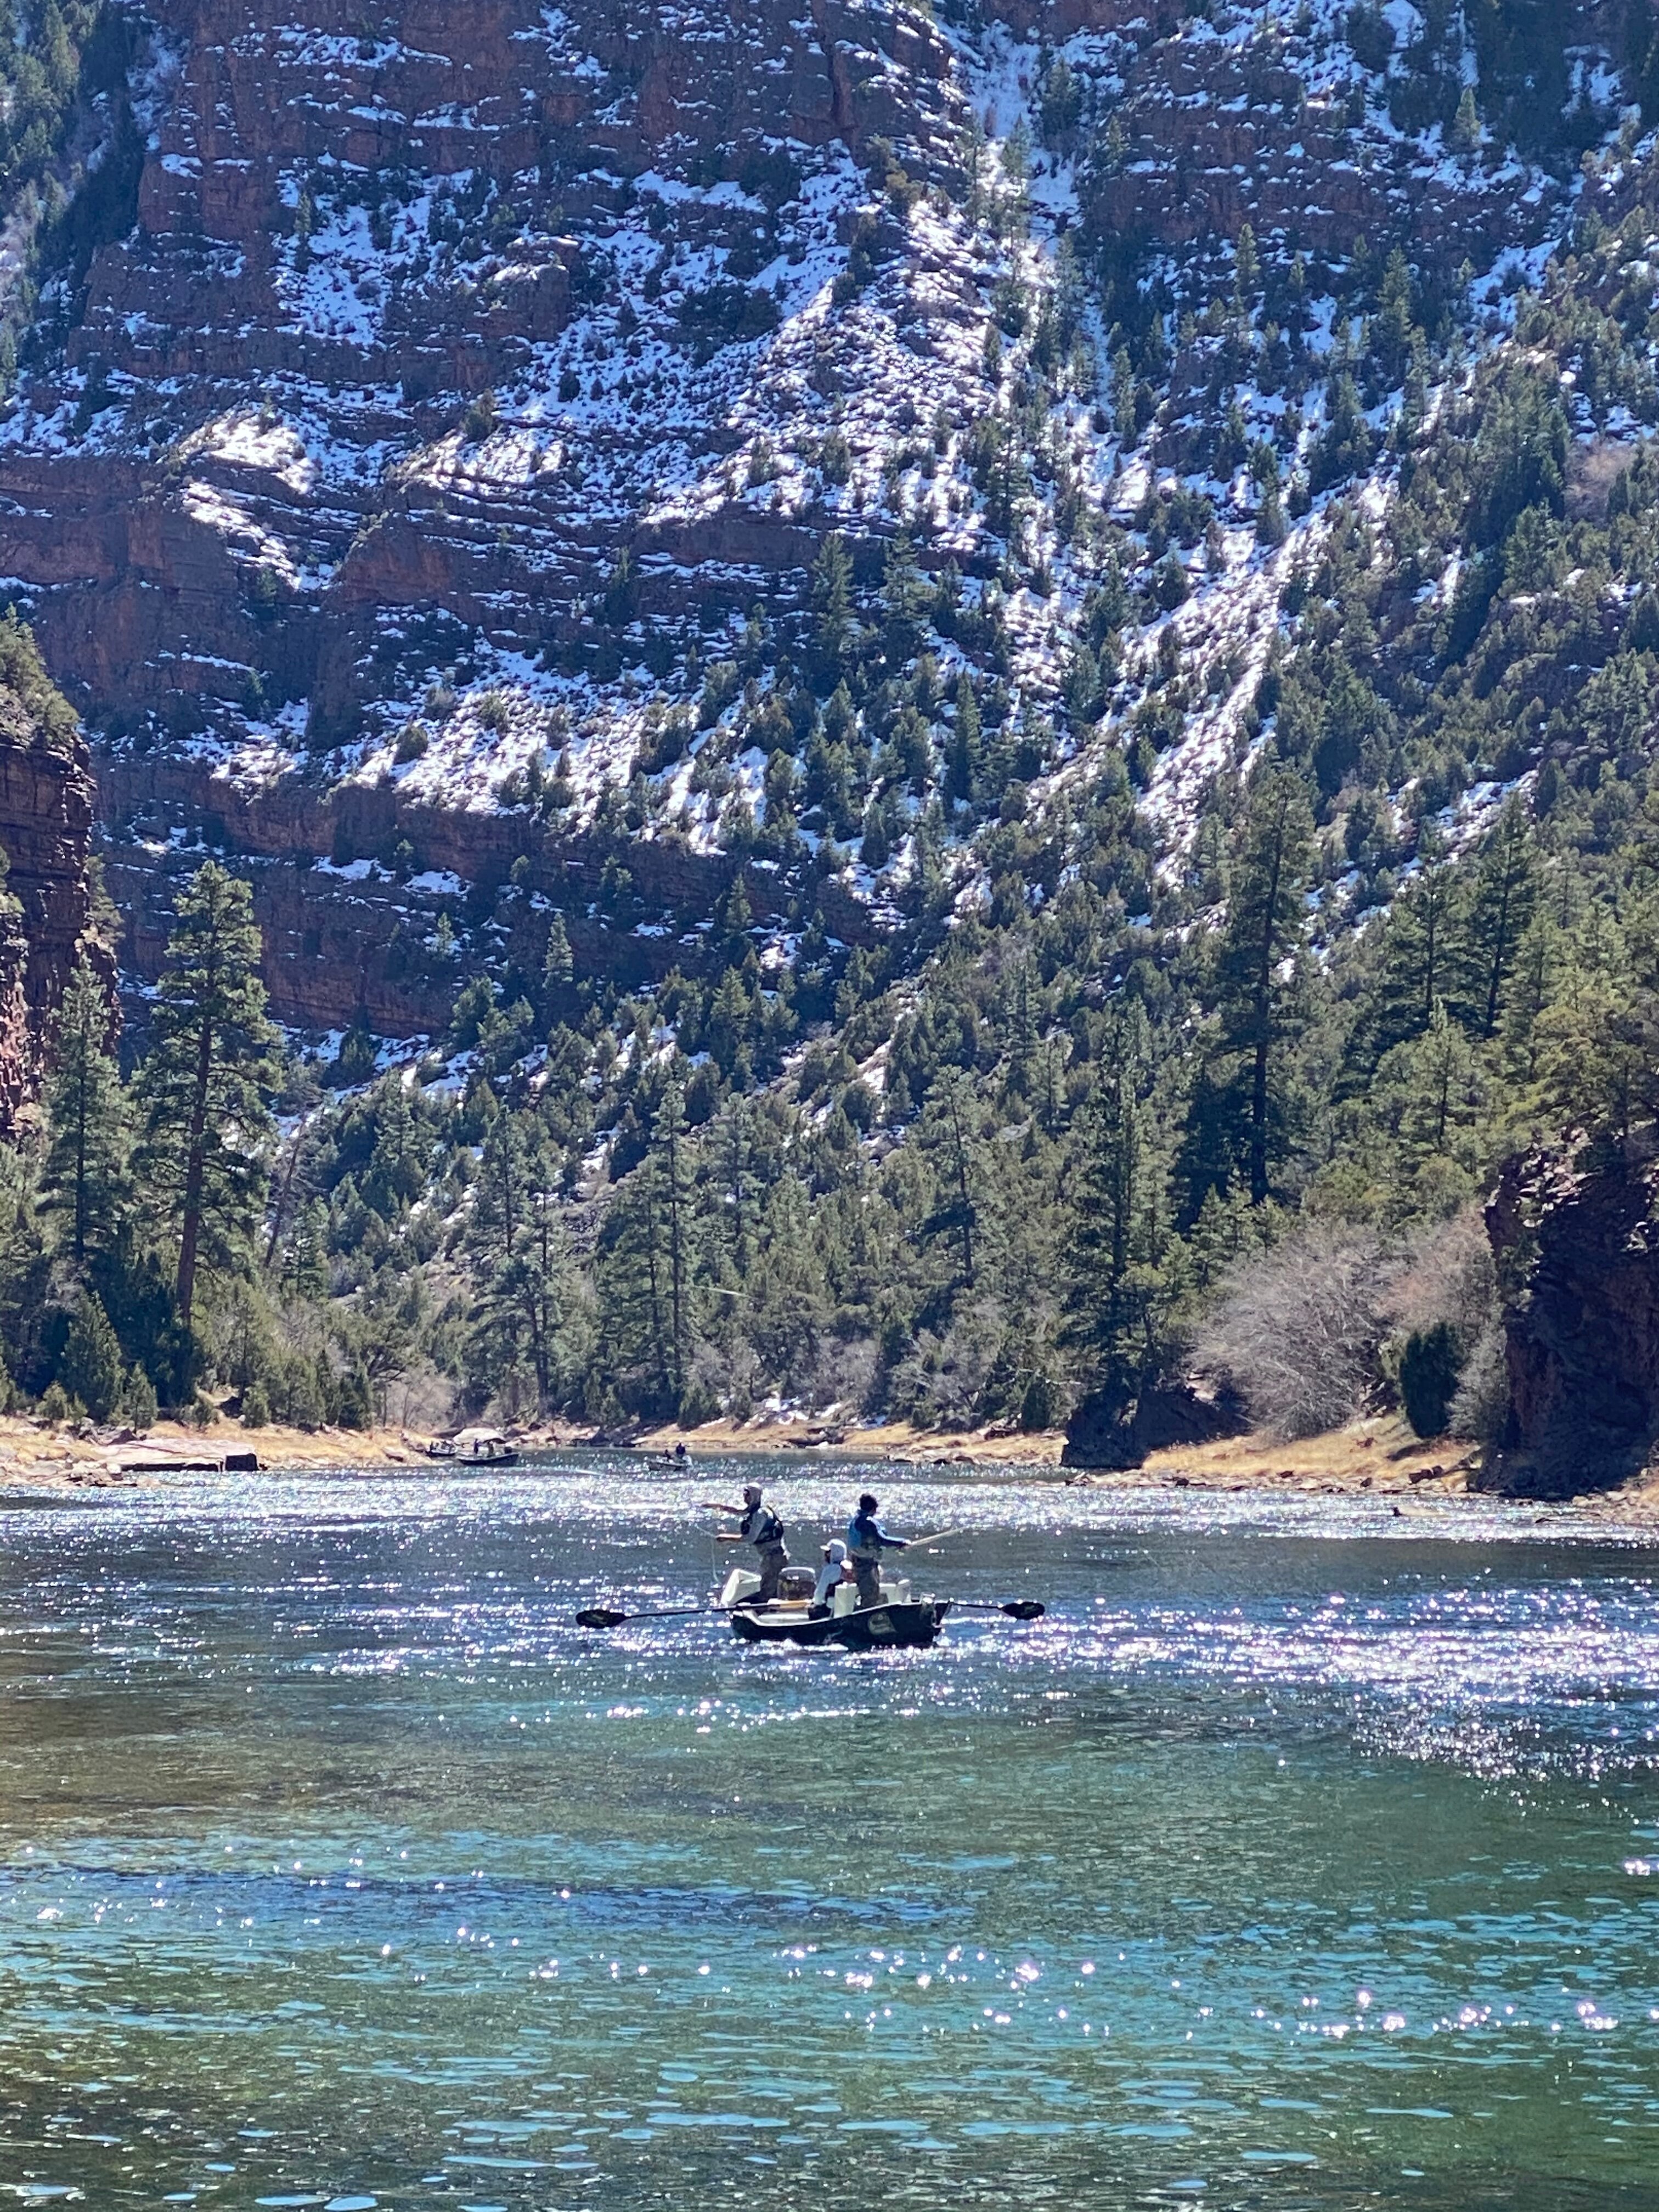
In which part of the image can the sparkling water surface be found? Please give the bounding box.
[2,1457,1658,2210]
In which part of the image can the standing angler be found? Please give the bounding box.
[845,1492,909,1611]
[703,1483,790,1606]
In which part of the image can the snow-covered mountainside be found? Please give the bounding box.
[0,0,1639,1030]
[12,0,1659,1454]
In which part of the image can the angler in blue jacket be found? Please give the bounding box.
[845,1491,907,1609]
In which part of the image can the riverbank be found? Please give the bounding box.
[633,1408,1479,1494]
[0,1408,1073,1489]
[630,1412,1068,1466]
[3,1406,1656,1520]
[0,1412,427,1488]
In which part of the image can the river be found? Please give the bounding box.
[1,1458,1656,2210]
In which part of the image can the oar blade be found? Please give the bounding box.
[576,1606,628,1629]
[1000,1599,1046,1621]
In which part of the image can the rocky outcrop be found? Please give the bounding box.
[1061,1378,1247,1469]
[1081,18,1585,266]
[0,713,104,1130]
[1477,1138,1659,1497]
[98,743,877,1032]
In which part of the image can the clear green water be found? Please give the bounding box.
[2,1461,1658,2211]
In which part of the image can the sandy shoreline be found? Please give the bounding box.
[2,1407,1656,1522]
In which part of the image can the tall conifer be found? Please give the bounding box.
[135,864,276,1327]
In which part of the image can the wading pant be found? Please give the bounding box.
[757,1546,787,1605]
[853,1558,881,1610]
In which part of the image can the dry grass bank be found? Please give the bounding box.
[0,1411,430,1489]
[1131,1414,1479,1496]
[6,1406,1658,1525]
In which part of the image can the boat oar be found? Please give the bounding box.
[950,1599,1047,1621]
[575,1604,716,1629]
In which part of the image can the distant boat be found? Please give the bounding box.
[424,1427,518,1466]
[716,1565,949,1651]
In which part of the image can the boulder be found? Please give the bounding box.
[1061,1378,1247,1470]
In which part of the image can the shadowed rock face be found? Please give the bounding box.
[1060,1379,1247,1470]
[1480,1139,1659,1497]
[0,713,104,1131]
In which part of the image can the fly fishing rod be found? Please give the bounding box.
[898,1533,1043,1613]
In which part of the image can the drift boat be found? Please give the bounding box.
[717,1565,950,1650]
[425,1426,518,1466]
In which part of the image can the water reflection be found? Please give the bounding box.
[1,1460,1657,2208]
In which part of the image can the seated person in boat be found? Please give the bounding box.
[845,1493,908,1609]
[703,1483,790,1605]
[812,1539,851,1613]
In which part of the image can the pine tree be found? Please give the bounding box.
[59,1286,122,1419]
[882,531,927,664]
[919,1071,980,1286]
[40,956,126,1267]
[1531,930,1659,1143]
[1459,799,1536,1036]
[595,1085,697,1413]
[1060,1007,1160,1404]
[1213,765,1314,1205]
[466,1108,544,1409]
[362,1076,424,1221]
[811,532,854,674]
[135,863,278,1327]
[1006,950,1036,1098]
[1392,998,1481,1170]
[740,1170,829,1396]
[280,1195,330,1301]
[598,1154,672,1412]
[542,912,574,995]
[1500,905,1562,1091]
[1369,246,1415,388]
[501,1160,574,1413]
[946,673,980,809]
[1344,845,1462,1086]
[716,1096,757,1271]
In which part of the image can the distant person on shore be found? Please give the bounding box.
[703,1483,789,1605]
[845,1492,908,1610]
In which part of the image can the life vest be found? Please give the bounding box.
[741,1502,785,1551]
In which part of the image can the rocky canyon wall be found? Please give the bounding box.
[0,0,1610,1035]
[1479,1139,1659,1497]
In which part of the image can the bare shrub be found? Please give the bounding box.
[1382,1205,1494,1346]
[385,1358,459,1434]
[686,1336,760,1420]
[1448,1316,1510,1444]
[809,1334,879,1419]
[1381,1205,1499,1437]
[888,1298,1005,1427]
[1192,1224,1392,1440]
